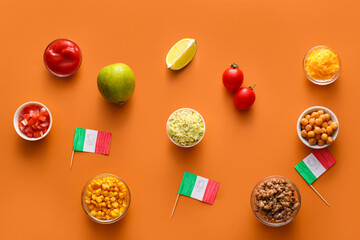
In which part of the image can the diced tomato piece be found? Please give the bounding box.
[27,117,36,126]
[33,131,41,138]
[39,116,46,122]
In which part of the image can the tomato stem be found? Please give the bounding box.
[249,84,257,90]
[230,63,239,68]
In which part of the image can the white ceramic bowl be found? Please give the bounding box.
[297,106,339,149]
[166,108,206,148]
[13,101,52,141]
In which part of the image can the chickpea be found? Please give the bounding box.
[330,122,338,130]
[321,133,328,141]
[305,125,312,132]
[327,120,333,125]
[326,126,333,135]
[321,127,326,134]
[300,118,309,126]
[301,126,305,130]
[324,113,331,121]
[315,118,323,126]
[317,139,325,146]
[326,136,334,144]
[314,126,321,134]
[319,115,326,121]
[322,122,328,128]
[301,130,308,138]
[311,112,319,118]
[309,118,316,126]
[308,138,317,145]
[318,110,324,115]
[315,134,321,140]
[307,131,315,138]
[305,114,311,120]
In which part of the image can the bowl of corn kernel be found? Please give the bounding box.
[303,45,341,85]
[82,173,131,224]
[297,106,339,149]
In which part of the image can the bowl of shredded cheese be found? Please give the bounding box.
[166,108,205,147]
[303,46,341,85]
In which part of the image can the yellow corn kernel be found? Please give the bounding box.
[119,193,124,199]
[85,199,91,204]
[102,183,109,190]
[88,186,93,191]
[91,200,97,205]
[99,202,106,207]
[90,210,97,216]
[113,192,118,197]
[105,215,111,220]
[119,207,125,214]
[91,195,96,200]
[95,189,102,196]
[104,197,110,201]
[118,182,124,188]
[109,192,114,198]
[112,202,119,208]
[110,211,118,218]
[96,197,103,203]
[122,203,127,208]
[102,207,107,212]
[113,208,120,214]
[86,191,92,197]
[113,187,119,192]
[110,197,116,202]
[107,204,112,208]
[103,191,109,197]
[88,204,95,210]
[118,200,123,205]
[106,209,111,215]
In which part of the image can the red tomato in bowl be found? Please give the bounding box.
[18,104,50,138]
[234,84,256,110]
[222,63,244,93]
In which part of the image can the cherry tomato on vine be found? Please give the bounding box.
[234,84,256,110]
[222,63,244,93]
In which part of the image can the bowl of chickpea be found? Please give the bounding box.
[82,173,131,224]
[297,106,339,149]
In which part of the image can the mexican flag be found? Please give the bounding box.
[295,149,336,185]
[178,171,220,205]
[73,127,112,154]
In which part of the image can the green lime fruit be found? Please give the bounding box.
[97,63,135,104]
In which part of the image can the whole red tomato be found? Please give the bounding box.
[222,63,244,93]
[234,84,256,110]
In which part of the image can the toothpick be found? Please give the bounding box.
[70,150,74,169]
[170,194,180,219]
[309,184,330,207]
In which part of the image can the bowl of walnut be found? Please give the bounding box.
[297,106,339,149]
[250,175,301,227]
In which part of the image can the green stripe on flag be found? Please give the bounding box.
[178,171,197,197]
[295,161,317,185]
[73,128,86,151]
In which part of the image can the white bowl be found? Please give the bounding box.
[297,106,339,149]
[13,101,53,141]
[166,108,206,148]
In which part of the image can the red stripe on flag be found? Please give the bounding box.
[312,149,336,170]
[202,180,220,205]
[95,131,112,154]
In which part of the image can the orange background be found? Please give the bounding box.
[1,0,359,239]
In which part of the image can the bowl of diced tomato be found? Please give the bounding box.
[13,101,52,141]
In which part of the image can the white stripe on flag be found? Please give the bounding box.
[83,129,98,153]
[190,176,209,201]
[303,153,326,178]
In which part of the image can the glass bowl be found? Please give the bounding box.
[44,38,82,77]
[297,106,339,149]
[303,45,341,85]
[166,108,206,148]
[250,175,301,227]
[13,101,52,141]
[81,173,131,224]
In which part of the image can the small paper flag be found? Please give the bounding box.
[295,148,336,185]
[178,171,220,204]
[73,127,112,154]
